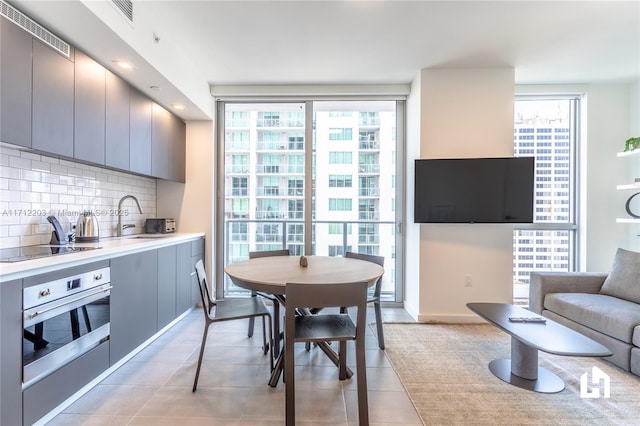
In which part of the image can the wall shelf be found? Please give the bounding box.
[617,150,640,158]
[617,183,640,190]
[617,218,640,224]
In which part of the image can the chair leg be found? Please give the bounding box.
[338,341,348,380]
[374,301,385,350]
[192,323,211,392]
[273,301,281,359]
[247,291,257,337]
[355,337,369,425]
[285,329,295,425]
[264,314,274,372]
[261,316,268,355]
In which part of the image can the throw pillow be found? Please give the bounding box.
[600,248,640,304]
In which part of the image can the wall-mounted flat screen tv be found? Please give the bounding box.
[414,157,535,223]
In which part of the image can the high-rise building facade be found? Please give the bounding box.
[223,102,397,297]
[512,99,576,302]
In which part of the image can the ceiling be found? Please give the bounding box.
[7,0,640,121]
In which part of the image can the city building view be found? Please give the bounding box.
[512,98,577,304]
[222,101,398,298]
[221,98,577,304]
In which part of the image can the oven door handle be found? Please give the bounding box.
[27,285,112,320]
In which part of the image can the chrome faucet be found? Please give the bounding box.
[117,195,143,237]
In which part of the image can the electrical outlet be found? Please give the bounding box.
[464,274,472,287]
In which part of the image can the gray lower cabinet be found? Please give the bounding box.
[0,279,22,426]
[176,242,193,314]
[74,50,106,164]
[157,246,177,329]
[0,17,32,147]
[23,343,109,426]
[110,250,158,364]
[191,239,205,305]
[32,39,74,157]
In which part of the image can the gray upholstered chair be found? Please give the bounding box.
[345,251,386,349]
[284,281,369,426]
[247,249,290,357]
[192,259,273,392]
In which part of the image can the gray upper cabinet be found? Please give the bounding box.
[152,103,172,180]
[0,20,186,181]
[105,71,130,170]
[0,18,32,148]
[74,50,106,164]
[32,40,74,157]
[129,88,153,176]
[171,114,186,183]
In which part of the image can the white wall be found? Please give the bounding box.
[404,71,422,319]
[414,68,516,323]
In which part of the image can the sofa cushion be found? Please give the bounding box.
[544,292,640,343]
[600,248,640,304]
[634,325,640,347]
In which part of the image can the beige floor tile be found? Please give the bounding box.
[43,307,421,426]
[45,414,132,426]
[62,384,157,416]
[345,389,423,424]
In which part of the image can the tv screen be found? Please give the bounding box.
[414,157,534,223]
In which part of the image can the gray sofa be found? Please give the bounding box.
[529,248,640,376]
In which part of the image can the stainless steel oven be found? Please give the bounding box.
[22,266,111,387]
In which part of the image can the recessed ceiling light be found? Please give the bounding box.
[112,60,135,70]
[171,104,185,110]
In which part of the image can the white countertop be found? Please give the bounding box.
[0,233,205,282]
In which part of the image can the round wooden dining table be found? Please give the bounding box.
[224,255,384,294]
[224,255,384,386]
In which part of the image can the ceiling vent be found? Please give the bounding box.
[112,0,133,22]
[0,0,70,57]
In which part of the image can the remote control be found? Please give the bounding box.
[509,317,546,323]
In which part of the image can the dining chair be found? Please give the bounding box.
[284,281,369,426]
[247,249,290,356]
[192,259,273,392]
[345,251,386,349]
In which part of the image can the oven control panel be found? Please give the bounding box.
[23,267,111,310]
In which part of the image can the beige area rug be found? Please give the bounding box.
[381,323,640,425]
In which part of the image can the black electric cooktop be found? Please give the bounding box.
[0,245,102,263]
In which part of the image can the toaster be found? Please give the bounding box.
[144,218,176,234]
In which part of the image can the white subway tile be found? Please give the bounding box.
[31,182,51,193]
[40,173,60,184]
[9,179,30,192]
[20,151,41,161]
[50,184,68,195]
[9,155,30,169]
[31,160,51,173]
[21,192,40,203]
[0,236,20,248]
[51,164,68,175]
[0,167,20,179]
[21,170,42,181]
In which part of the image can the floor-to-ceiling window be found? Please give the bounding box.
[218,100,403,303]
[513,96,580,305]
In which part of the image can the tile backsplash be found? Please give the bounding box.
[0,145,157,248]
